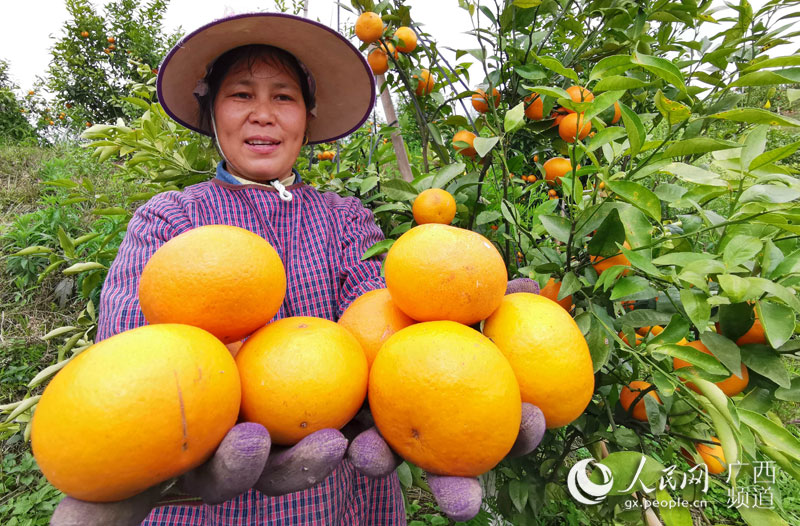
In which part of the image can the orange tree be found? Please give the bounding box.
[330,0,800,524]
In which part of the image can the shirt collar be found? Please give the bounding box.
[215,161,302,187]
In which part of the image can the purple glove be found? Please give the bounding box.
[50,423,347,526]
[347,403,546,522]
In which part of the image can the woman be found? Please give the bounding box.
[51,12,405,526]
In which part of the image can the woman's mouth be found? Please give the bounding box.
[244,138,281,154]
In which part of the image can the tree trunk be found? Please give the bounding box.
[376,74,413,182]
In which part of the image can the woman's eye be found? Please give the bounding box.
[233,92,250,99]
[276,94,294,101]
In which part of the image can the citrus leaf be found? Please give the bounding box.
[534,55,579,83]
[632,52,687,92]
[723,236,763,268]
[750,140,800,170]
[381,178,418,201]
[595,452,664,496]
[473,137,500,159]
[504,103,525,134]
[659,345,730,376]
[476,210,502,225]
[508,479,529,513]
[738,409,800,462]
[699,331,742,376]
[587,208,625,257]
[657,489,693,526]
[663,138,740,157]
[680,288,711,332]
[620,103,645,157]
[732,68,800,87]
[610,276,650,300]
[362,239,395,260]
[539,215,572,243]
[708,108,800,127]
[522,85,570,100]
[654,89,691,125]
[775,377,800,402]
[741,345,791,389]
[758,300,795,348]
[604,181,661,222]
[739,184,800,204]
[594,75,649,92]
[589,55,633,82]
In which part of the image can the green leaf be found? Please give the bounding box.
[432,163,465,189]
[362,239,395,260]
[741,345,791,388]
[92,207,129,216]
[632,52,687,92]
[741,125,768,171]
[382,178,418,201]
[750,140,800,170]
[523,85,570,100]
[539,215,572,243]
[360,176,378,194]
[476,210,502,226]
[11,246,53,257]
[534,55,579,83]
[732,68,800,87]
[660,162,727,187]
[747,277,800,312]
[594,75,649,92]
[560,271,582,299]
[610,277,650,300]
[596,452,664,496]
[758,301,795,348]
[709,108,800,127]
[739,184,800,204]
[718,274,758,304]
[473,137,500,158]
[680,288,711,331]
[583,91,625,123]
[663,138,740,157]
[654,89,691,125]
[649,314,691,345]
[657,489,693,526]
[508,479,529,513]
[741,56,800,73]
[621,245,661,276]
[587,208,625,256]
[652,252,716,266]
[504,103,525,134]
[589,55,633,82]
[738,507,790,526]
[56,227,74,259]
[723,235,763,268]
[739,409,800,462]
[605,181,661,222]
[396,462,412,488]
[699,332,742,377]
[619,309,675,327]
[775,377,800,402]
[620,103,645,157]
[586,127,627,152]
[659,345,730,376]
[62,262,106,275]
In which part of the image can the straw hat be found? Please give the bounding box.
[157,12,375,144]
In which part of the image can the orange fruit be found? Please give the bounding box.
[618,331,643,346]
[524,93,543,120]
[412,188,457,225]
[369,321,521,476]
[385,224,507,325]
[736,316,767,345]
[236,317,368,445]
[355,12,384,43]
[548,189,558,197]
[696,437,726,474]
[550,108,569,126]
[471,88,500,113]
[80,30,89,38]
[539,277,572,311]
[619,381,661,421]
[674,340,749,397]
[338,289,416,369]
[394,26,417,53]
[138,225,286,344]
[558,112,591,143]
[483,293,594,428]
[542,157,578,185]
[452,129,477,157]
[107,36,115,43]
[367,47,389,75]
[564,86,594,110]
[590,241,631,276]
[611,101,621,124]
[31,324,241,502]
[379,41,398,59]
[414,69,435,96]
[533,154,539,162]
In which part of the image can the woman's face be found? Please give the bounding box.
[213,57,308,182]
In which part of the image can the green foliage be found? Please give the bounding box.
[0,60,37,143]
[46,0,181,131]
[0,449,63,526]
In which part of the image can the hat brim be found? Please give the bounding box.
[157,13,375,144]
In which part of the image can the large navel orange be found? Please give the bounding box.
[338,288,416,368]
[384,224,507,325]
[138,225,286,344]
[236,317,368,445]
[483,293,594,428]
[369,321,521,476]
[31,324,241,502]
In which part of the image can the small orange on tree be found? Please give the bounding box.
[452,129,477,158]
[674,340,749,397]
[412,188,457,225]
[558,112,591,143]
[367,47,389,75]
[355,12,384,43]
[591,241,632,275]
[619,381,661,421]
[394,26,417,53]
[471,88,500,113]
[539,277,572,311]
[524,93,543,120]
[564,85,594,109]
[542,157,578,185]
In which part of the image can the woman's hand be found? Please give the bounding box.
[50,423,349,525]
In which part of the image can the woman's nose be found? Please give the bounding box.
[249,98,276,124]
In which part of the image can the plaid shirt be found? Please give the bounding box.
[97,164,405,525]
